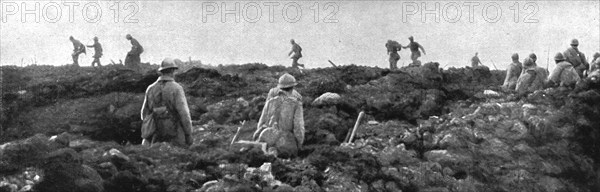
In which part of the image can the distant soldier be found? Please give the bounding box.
[87,37,103,67]
[529,53,549,78]
[403,36,426,66]
[141,58,193,147]
[515,58,546,95]
[547,52,580,88]
[385,40,403,70]
[471,52,482,67]
[69,36,86,67]
[502,53,522,91]
[589,52,600,72]
[288,39,305,68]
[253,73,305,158]
[125,34,144,68]
[563,39,589,78]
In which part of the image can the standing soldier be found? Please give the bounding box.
[385,40,403,70]
[403,36,426,66]
[125,34,144,68]
[502,53,522,91]
[288,39,305,68]
[253,73,305,158]
[87,37,103,67]
[471,52,482,67]
[563,39,589,78]
[547,52,581,88]
[141,58,193,147]
[69,36,86,67]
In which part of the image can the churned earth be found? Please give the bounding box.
[1,62,600,192]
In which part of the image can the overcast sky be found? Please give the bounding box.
[1,1,599,70]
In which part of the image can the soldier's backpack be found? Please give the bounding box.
[142,81,179,140]
[559,65,581,87]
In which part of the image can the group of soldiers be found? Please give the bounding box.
[69,34,144,68]
[502,39,600,96]
[138,37,598,159]
[385,36,427,69]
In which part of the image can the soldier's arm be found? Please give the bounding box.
[174,85,193,136]
[419,44,426,55]
[293,103,305,147]
[547,65,563,85]
[503,66,512,87]
[140,87,151,120]
[253,100,271,140]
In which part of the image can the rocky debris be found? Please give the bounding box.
[3,64,600,191]
[312,92,342,106]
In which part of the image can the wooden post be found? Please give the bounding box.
[347,111,365,143]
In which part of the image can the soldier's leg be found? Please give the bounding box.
[72,53,79,66]
[292,57,299,68]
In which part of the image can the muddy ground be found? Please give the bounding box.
[1,63,600,192]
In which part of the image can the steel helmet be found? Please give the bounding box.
[93,36,98,41]
[528,53,537,61]
[278,73,297,88]
[554,52,565,61]
[570,39,579,46]
[159,58,180,72]
[511,53,519,60]
[523,58,535,68]
[408,36,414,40]
[126,34,132,40]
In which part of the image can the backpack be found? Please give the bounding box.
[141,81,179,140]
[559,65,581,87]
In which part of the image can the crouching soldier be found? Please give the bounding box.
[547,52,581,88]
[515,58,546,96]
[253,73,305,158]
[141,58,193,148]
[502,53,522,91]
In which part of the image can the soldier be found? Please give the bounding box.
[471,52,482,67]
[69,36,86,67]
[87,37,103,67]
[515,58,546,95]
[563,39,589,78]
[141,58,193,147]
[385,40,403,70]
[125,34,144,68]
[288,39,305,68]
[502,53,522,91]
[403,36,426,66]
[547,52,580,88]
[253,73,305,158]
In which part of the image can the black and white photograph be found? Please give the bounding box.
[1,1,600,191]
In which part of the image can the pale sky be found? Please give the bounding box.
[1,1,599,71]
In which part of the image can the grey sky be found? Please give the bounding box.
[1,1,599,71]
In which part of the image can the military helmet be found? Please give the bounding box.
[408,36,414,40]
[93,36,98,41]
[570,39,579,46]
[126,34,132,39]
[159,58,180,72]
[554,52,565,61]
[278,73,297,88]
[523,58,535,68]
[529,53,537,61]
[511,53,519,60]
